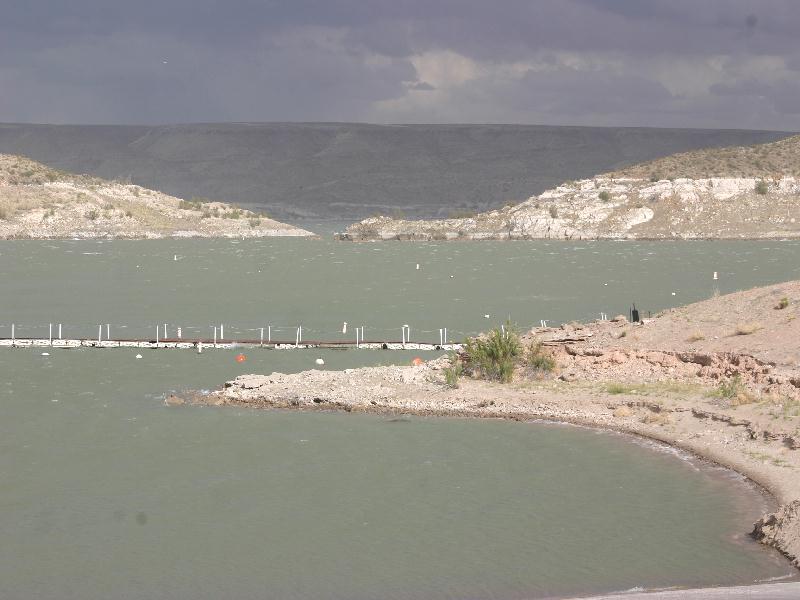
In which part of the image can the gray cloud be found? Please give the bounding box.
[1,1,799,128]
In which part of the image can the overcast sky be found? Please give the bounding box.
[1,0,799,129]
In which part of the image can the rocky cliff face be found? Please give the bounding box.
[341,175,800,240]
[0,155,313,239]
[341,135,800,241]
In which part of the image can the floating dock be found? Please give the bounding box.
[0,338,462,351]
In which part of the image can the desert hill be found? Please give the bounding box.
[342,135,800,240]
[0,122,790,224]
[0,154,312,239]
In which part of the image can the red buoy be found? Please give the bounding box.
[412,357,424,366]
[235,353,246,363]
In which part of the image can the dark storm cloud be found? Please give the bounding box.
[1,1,799,128]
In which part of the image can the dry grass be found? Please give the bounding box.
[686,331,706,342]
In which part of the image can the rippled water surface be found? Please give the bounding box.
[1,239,799,599]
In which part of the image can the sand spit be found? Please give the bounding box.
[184,280,800,576]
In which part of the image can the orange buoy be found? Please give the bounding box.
[235,353,246,363]
[412,357,424,366]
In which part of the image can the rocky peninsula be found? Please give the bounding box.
[183,280,800,577]
[340,135,800,241]
[0,154,313,239]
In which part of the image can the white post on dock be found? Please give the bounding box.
[444,328,447,345]
[295,327,300,347]
[48,323,52,345]
[299,326,302,345]
[260,327,264,347]
[268,325,271,343]
[98,325,102,343]
[58,323,62,340]
[401,327,406,346]
[11,324,14,345]
[360,326,364,343]
[355,328,359,349]
[106,324,110,340]
[438,328,443,345]
[156,326,159,345]
[163,324,168,339]
[213,326,217,348]
[220,324,224,340]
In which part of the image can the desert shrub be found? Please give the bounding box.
[755,180,769,195]
[734,322,762,335]
[86,210,99,221]
[132,187,140,197]
[686,331,705,342]
[598,191,611,202]
[45,171,58,182]
[249,218,261,228]
[443,353,463,388]
[649,172,661,182]
[201,210,212,219]
[716,375,754,405]
[463,321,521,383]
[179,199,203,211]
[526,340,556,376]
[103,202,115,210]
[0,206,8,220]
[776,297,790,310]
[548,205,558,219]
[125,210,133,218]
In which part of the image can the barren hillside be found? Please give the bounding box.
[341,135,800,241]
[0,155,312,239]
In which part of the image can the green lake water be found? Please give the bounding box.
[1,239,799,599]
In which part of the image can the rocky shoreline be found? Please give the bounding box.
[178,280,800,578]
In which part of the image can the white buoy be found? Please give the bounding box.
[41,352,50,356]
[415,264,420,270]
[177,327,182,339]
[713,271,718,280]
[450,275,454,278]
[671,292,676,296]
[174,255,178,261]
[484,314,490,319]
[315,358,325,365]
[135,354,142,359]
[197,341,203,354]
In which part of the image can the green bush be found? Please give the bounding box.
[86,210,99,221]
[755,180,769,195]
[526,341,556,375]
[249,218,261,228]
[443,353,464,388]
[777,297,790,310]
[598,191,611,202]
[649,173,662,182]
[463,321,521,383]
